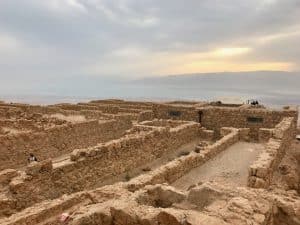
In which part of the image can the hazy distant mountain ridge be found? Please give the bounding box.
[1,71,299,106]
[134,71,300,106]
[137,71,299,90]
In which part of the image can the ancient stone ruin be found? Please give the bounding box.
[0,99,299,225]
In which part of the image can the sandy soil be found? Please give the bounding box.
[47,113,87,123]
[172,142,265,190]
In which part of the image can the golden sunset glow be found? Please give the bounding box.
[160,59,294,75]
[213,47,251,57]
[153,46,295,76]
[0,0,299,82]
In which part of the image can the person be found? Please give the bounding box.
[28,153,38,163]
[58,212,74,224]
[59,213,70,224]
[250,100,259,106]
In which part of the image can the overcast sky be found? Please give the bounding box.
[0,0,299,85]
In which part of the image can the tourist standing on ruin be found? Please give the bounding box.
[28,153,38,163]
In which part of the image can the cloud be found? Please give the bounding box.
[44,0,88,13]
[212,48,251,57]
[0,0,299,87]
[0,33,20,53]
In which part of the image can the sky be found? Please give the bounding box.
[0,0,299,87]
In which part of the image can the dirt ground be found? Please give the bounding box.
[172,142,265,190]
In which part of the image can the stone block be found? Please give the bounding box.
[138,110,154,122]
[25,160,53,176]
[9,178,26,194]
[273,128,284,139]
[256,167,269,179]
[254,177,267,188]
[187,184,223,209]
[239,128,250,141]
[199,129,214,141]
[71,149,88,161]
[220,127,234,137]
[0,169,18,185]
[247,176,257,187]
[248,166,257,176]
[258,128,273,142]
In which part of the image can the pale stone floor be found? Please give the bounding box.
[172,142,265,190]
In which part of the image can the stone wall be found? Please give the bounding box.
[248,117,296,188]
[2,121,201,212]
[78,102,154,114]
[0,117,132,170]
[153,104,298,140]
[88,99,154,109]
[53,104,98,111]
[258,128,274,142]
[0,103,63,116]
[197,106,298,139]
[0,100,299,224]
[44,109,105,120]
[0,103,110,121]
[153,104,199,121]
[0,188,98,223]
[126,127,241,191]
[0,106,24,119]
[139,119,187,128]
[138,110,154,122]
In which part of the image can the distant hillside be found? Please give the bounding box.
[133,71,300,106]
[136,71,299,92]
[1,71,299,107]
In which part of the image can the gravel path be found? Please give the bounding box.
[172,142,265,190]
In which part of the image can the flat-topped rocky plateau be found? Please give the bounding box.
[0,99,299,225]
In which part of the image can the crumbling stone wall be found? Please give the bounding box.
[126,127,242,191]
[77,103,120,114]
[53,104,99,111]
[0,117,132,170]
[0,100,298,224]
[88,99,154,109]
[0,119,49,132]
[0,103,68,117]
[2,179,299,225]
[153,104,297,140]
[258,128,274,142]
[153,104,199,121]
[78,101,154,115]
[0,106,24,119]
[198,106,298,139]
[139,119,187,128]
[138,110,154,122]
[3,121,201,212]
[44,109,105,120]
[248,117,296,188]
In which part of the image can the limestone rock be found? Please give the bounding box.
[0,169,18,185]
[187,184,223,209]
